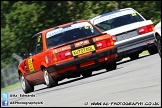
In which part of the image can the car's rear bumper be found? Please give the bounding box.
[47,48,117,73]
[115,32,155,53]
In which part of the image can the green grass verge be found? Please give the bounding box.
[139,50,149,56]
[1,83,21,92]
[1,50,150,92]
[121,50,149,60]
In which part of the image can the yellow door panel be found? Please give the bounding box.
[28,58,34,72]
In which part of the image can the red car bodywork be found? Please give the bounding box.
[18,20,117,93]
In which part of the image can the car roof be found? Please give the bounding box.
[89,8,137,21]
[31,20,90,39]
[53,20,90,28]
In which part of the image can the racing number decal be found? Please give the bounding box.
[37,35,41,42]
[84,25,92,29]
[131,13,137,16]
[28,58,34,72]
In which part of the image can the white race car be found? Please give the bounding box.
[154,22,161,57]
[89,8,157,61]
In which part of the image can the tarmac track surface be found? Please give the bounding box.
[2,54,161,107]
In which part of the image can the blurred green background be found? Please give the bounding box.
[1,1,161,68]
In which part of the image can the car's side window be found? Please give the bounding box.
[36,35,43,53]
[28,37,37,56]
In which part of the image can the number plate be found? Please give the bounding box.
[72,45,95,56]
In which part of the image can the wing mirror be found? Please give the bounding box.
[20,52,27,59]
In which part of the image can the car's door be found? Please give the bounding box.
[25,34,44,82]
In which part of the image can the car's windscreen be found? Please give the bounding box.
[95,13,144,32]
[46,22,101,48]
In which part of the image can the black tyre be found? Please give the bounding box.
[148,49,158,55]
[130,53,139,60]
[20,74,34,94]
[116,53,123,61]
[148,45,158,55]
[106,61,117,72]
[82,71,92,78]
[157,36,161,57]
[43,68,58,88]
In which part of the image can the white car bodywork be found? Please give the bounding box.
[154,22,161,37]
[89,8,157,60]
[154,22,161,57]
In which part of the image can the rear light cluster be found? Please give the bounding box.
[96,38,114,50]
[55,50,72,61]
[138,24,154,35]
[111,35,117,42]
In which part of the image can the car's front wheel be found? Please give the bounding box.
[43,68,58,88]
[20,74,34,94]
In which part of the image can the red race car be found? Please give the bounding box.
[18,20,117,93]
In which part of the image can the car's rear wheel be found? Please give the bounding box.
[20,74,34,94]
[105,61,117,72]
[81,71,92,78]
[43,68,58,88]
[130,53,139,60]
[148,49,158,55]
[148,44,158,55]
[157,36,161,57]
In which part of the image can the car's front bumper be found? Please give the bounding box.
[47,48,117,73]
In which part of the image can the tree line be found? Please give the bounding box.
[1,1,161,68]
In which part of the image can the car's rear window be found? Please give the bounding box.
[46,22,101,48]
[95,13,144,32]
